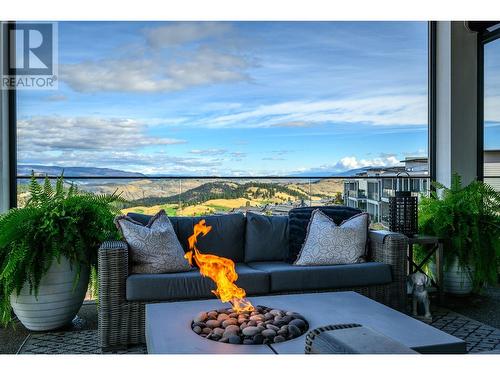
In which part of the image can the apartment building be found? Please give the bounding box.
[343,157,429,224]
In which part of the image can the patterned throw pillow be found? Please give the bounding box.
[114,210,191,274]
[294,209,369,266]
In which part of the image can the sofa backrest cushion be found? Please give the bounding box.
[127,212,246,262]
[287,206,362,263]
[244,212,289,263]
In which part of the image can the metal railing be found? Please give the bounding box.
[16,175,431,224]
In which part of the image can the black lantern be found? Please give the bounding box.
[388,172,418,237]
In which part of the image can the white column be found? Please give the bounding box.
[0,22,11,213]
[435,21,479,187]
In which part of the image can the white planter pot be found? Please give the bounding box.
[442,257,474,295]
[10,257,89,331]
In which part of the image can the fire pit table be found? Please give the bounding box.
[145,291,466,354]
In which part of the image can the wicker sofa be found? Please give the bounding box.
[97,206,407,350]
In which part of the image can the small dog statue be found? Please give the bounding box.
[407,272,432,320]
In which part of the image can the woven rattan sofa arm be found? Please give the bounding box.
[98,240,128,304]
[369,230,408,311]
[369,230,407,274]
[98,240,129,349]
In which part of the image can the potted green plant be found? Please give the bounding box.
[0,173,121,330]
[419,173,500,294]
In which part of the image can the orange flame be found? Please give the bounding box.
[185,219,254,313]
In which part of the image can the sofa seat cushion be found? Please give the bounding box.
[126,263,270,301]
[247,261,392,293]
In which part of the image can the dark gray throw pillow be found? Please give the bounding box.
[244,212,289,262]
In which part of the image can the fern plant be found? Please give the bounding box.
[419,173,500,292]
[0,172,122,326]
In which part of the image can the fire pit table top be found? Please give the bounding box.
[145,291,466,354]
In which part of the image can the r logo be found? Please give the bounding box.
[6,23,53,75]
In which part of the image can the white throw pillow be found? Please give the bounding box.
[114,210,191,274]
[294,209,369,266]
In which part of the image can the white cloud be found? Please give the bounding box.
[204,95,427,128]
[61,22,250,94]
[60,47,250,93]
[189,148,227,156]
[144,22,232,48]
[294,155,402,175]
[15,116,238,175]
[334,155,401,170]
[270,121,315,128]
[44,94,68,102]
[18,116,185,152]
[485,95,500,123]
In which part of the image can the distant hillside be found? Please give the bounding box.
[126,181,309,207]
[18,165,145,178]
[290,167,373,177]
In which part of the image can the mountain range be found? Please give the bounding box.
[18,165,370,178]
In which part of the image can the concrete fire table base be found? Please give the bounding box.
[145,291,466,354]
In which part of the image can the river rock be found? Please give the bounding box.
[274,335,286,343]
[229,313,238,318]
[243,339,254,345]
[217,313,230,321]
[240,322,248,330]
[266,324,279,331]
[264,313,274,320]
[242,326,261,336]
[253,334,264,344]
[205,319,221,329]
[193,326,202,334]
[249,314,264,321]
[228,335,242,344]
[282,315,293,323]
[247,320,257,327]
[194,312,208,323]
[225,325,240,333]
[261,329,277,338]
[288,324,301,338]
[202,327,212,334]
[277,326,288,336]
[193,321,206,329]
[219,337,229,343]
[213,328,225,336]
[269,309,283,316]
[210,334,221,341]
[273,318,287,327]
[289,313,306,321]
[222,318,238,328]
[289,319,306,330]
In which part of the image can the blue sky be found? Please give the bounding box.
[485,38,500,151]
[18,21,435,176]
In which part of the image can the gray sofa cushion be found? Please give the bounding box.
[244,212,289,262]
[127,212,246,262]
[126,263,269,301]
[247,261,392,293]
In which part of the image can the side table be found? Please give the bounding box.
[407,235,444,302]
